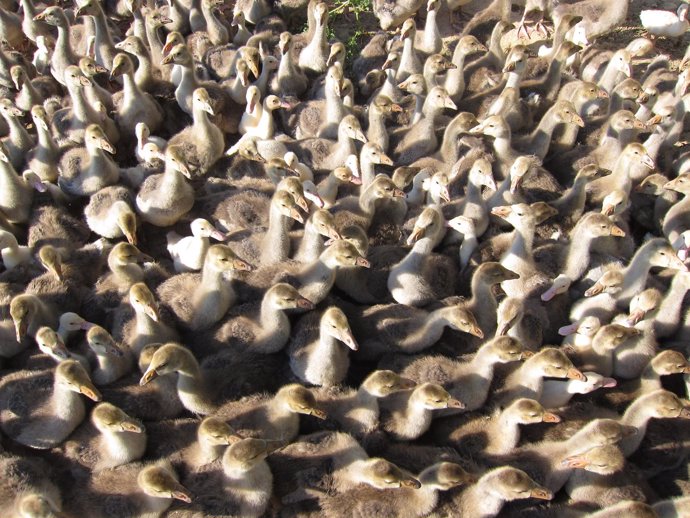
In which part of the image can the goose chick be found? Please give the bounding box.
[0,360,101,449]
[86,325,132,385]
[84,185,138,245]
[215,383,326,441]
[62,401,146,471]
[322,461,474,518]
[66,461,192,518]
[380,382,464,440]
[58,124,119,197]
[289,306,358,387]
[166,218,227,273]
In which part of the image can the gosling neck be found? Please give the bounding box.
[261,204,291,265]
[53,383,85,426]
[562,223,598,280]
[487,408,522,454]
[254,299,291,353]
[654,274,690,338]
[400,308,451,350]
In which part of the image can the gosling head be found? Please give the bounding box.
[109,53,135,79]
[276,384,327,419]
[87,325,124,358]
[84,124,116,154]
[15,493,63,518]
[198,416,242,446]
[560,444,625,475]
[321,307,358,350]
[407,207,444,245]
[339,114,367,143]
[56,359,101,401]
[505,398,561,425]
[323,239,370,268]
[222,437,281,472]
[38,245,64,281]
[650,350,690,376]
[109,242,152,268]
[266,283,314,311]
[10,294,39,342]
[59,312,92,333]
[272,190,305,224]
[419,462,475,490]
[92,402,144,434]
[140,343,197,385]
[309,210,341,240]
[137,464,192,503]
[412,383,464,410]
[361,370,416,397]
[529,348,586,381]
[445,306,483,338]
[206,244,252,272]
[488,336,526,363]
[278,176,309,212]
[487,467,553,502]
[358,458,421,489]
[474,262,520,285]
[35,327,70,361]
[129,283,160,321]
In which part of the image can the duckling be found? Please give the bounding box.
[65,461,192,518]
[311,370,416,438]
[351,302,482,361]
[0,360,101,449]
[136,145,195,227]
[157,244,251,332]
[84,185,138,245]
[58,124,119,198]
[216,383,326,441]
[384,336,525,412]
[322,461,474,518]
[62,401,146,471]
[289,307,358,387]
[497,347,586,405]
[110,52,164,138]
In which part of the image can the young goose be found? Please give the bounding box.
[63,401,146,471]
[332,174,406,231]
[571,323,641,377]
[641,3,690,39]
[497,347,586,405]
[25,105,59,183]
[617,389,690,457]
[85,325,132,386]
[200,281,310,352]
[66,461,192,518]
[385,336,525,412]
[322,461,474,518]
[351,302,482,362]
[271,430,419,507]
[84,185,138,245]
[31,6,78,86]
[10,293,57,343]
[0,144,40,225]
[293,209,341,263]
[298,1,329,76]
[450,466,552,518]
[58,124,119,198]
[157,244,251,332]
[135,145,195,227]
[513,101,585,160]
[272,32,308,97]
[0,360,101,449]
[110,52,164,137]
[288,306,358,387]
[443,398,561,456]
[388,206,456,306]
[215,383,326,441]
[662,173,690,247]
[0,230,31,271]
[380,382,463,440]
[366,95,402,153]
[91,242,153,310]
[166,218,226,273]
[541,372,618,409]
[312,370,416,438]
[445,35,487,103]
[33,326,72,367]
[391,86,457,165]
[562,444,628,505]
[166,87,224,178]
[0,453,65,517]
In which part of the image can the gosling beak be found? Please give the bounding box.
[171,488,193,503]
[340,329,359,351]
[100,139,116,154]
[510,175,523,194]
[33,12,47,21]
[529,487,553,500]
[566,368,586,381]
[80,385,102,401]
[201,102,215,116]
[540,285,560,302]
[601,377,618,388]
[309,408,327,419]
[558,322,578,336]
[51,340,71,360]
[160,54,174,65]
[401,478,422,489]
[597,89,609,99]
[122,421,144,433]
[327,227,341,240]
[446,398,465,409]
[139,368,159,385]
[210,229,227,241]
[354,129,367,143]
[626,310,645,326]
[560,454,588,469]
[444,98,458,110]
[520,351,534,359]
[232,259,253,271]
[610,225,625,237]
[439,187,451,203]
[392,188,406,198]
[355,256,371,268]
[289,208,305,224]
[143,303,159,322]
[297,297,315,310]
[350,175,362,185]
[641,154,655,169]
[407,226,425,244]
[14,317,27,342]
[391,103,403,112]
[124,229,138,246]
[379,153,394,166]
[542,412,561,423]
[295,196,309,212]
[398,377,417,390]
[491,206,511,219]
[571,114,585,127]
[469,326,484,338]
[584,283,604,297]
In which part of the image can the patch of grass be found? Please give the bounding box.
[328,0,376,71]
